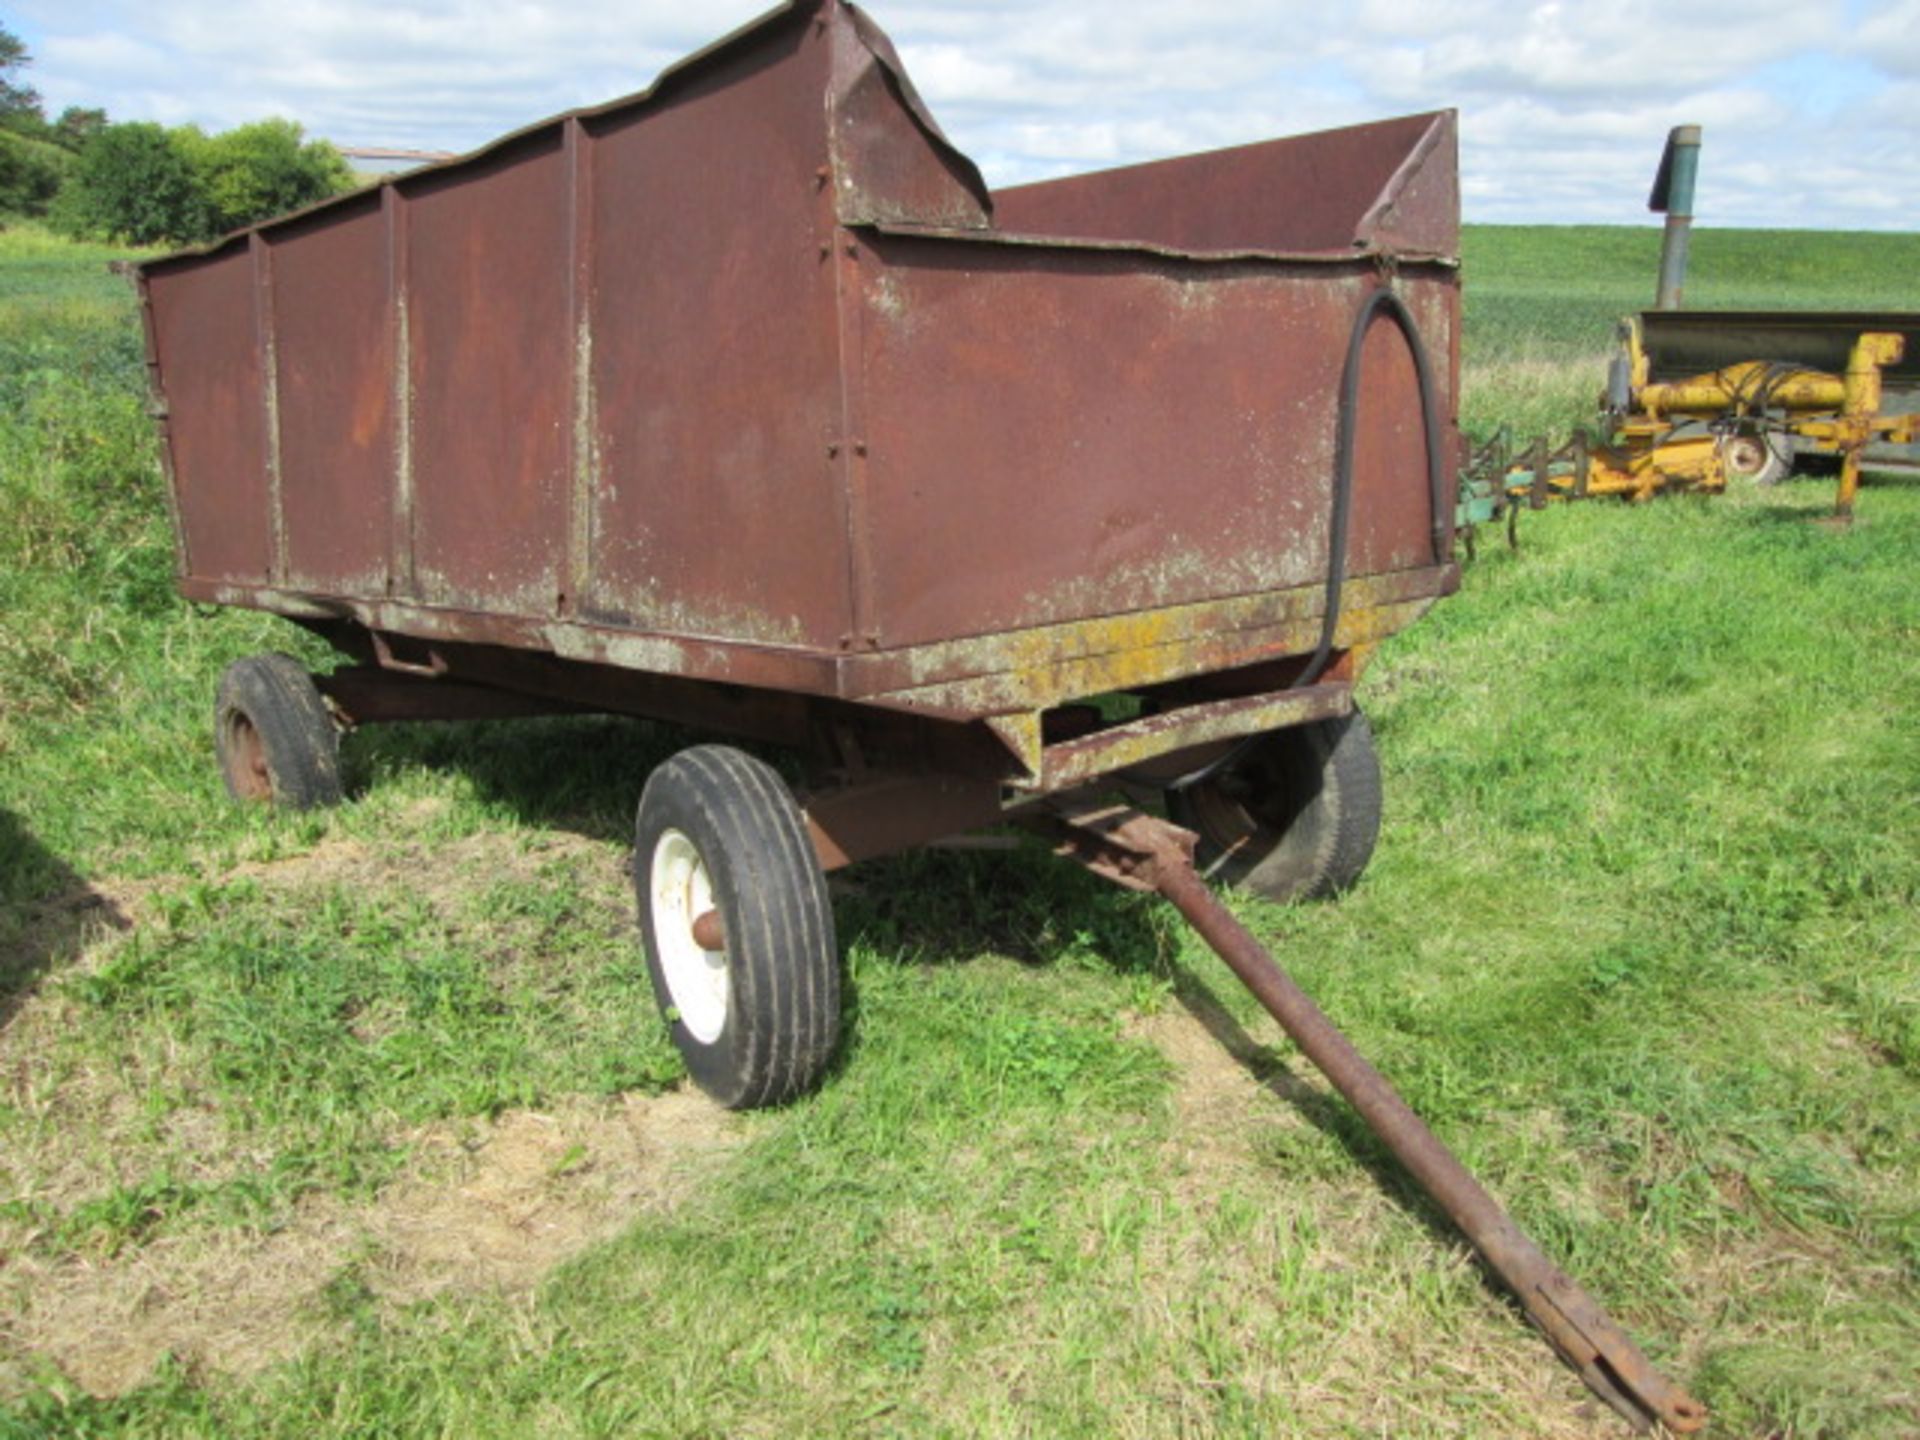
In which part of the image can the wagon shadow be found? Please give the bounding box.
[0,808,129,1035]
[1164,969,1466,1251]
[348,722,1466,1250]
[341,713,692,844]
[834,846,1465,1248]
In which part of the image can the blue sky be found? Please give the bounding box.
[7,0,1919,228]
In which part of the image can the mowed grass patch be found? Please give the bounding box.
[1,221,1918,1436]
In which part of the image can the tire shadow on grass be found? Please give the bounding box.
[337,712,690,844]
[0,807,128,1035]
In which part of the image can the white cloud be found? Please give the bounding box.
[12,0,1920,227]
[1854,0,1920,75]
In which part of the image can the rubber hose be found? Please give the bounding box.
[1297,285,1448,688]
[1165,286,1446,794]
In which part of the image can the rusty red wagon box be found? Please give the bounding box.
[134,0,1463,1101]
[129,7,1719,1427]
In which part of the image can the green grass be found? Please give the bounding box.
[2,220,1918,1437]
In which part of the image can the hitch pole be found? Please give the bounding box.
[1053,806,1706,1435]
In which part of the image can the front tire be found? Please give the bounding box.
[214,654,343,810]
[634,745,840,1110]
[1168,708,1383,904]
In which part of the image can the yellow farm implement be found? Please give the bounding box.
[1460,127,1920,536]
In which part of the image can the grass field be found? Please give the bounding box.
[2,219,1917,1438]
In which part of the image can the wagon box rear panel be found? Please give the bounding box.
[853,242,1453,650]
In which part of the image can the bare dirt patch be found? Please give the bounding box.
[1,1087,735,1398]
[1127,990,1334,1182]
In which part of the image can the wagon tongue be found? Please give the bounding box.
[1045,802,1708,1436]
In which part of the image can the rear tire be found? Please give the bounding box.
[634,745,840,1110]
[214,654,343,809]
[1168,708,1382,904]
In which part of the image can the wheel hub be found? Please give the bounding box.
[649,828,729,1044]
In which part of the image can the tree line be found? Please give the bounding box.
[1,24,353,246]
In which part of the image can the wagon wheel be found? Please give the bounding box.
[1168,708,1382,904]
[634,745,841,1109]
[214,654,344,810]
[1719,428,1793,487]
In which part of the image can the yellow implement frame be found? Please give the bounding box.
[1470,326,1918,526]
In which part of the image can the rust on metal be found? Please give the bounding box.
[1046,803,1708,1436]
[689,909,726,951]
[1035,681,1351,793]
[802,774,1013,871]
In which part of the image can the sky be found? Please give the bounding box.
[6,0,1919,229]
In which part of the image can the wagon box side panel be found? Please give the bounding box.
[270,191,393,596]
[144,250,273,587]
[406,133,572,615]
[582,10,854,650]
[853,239,1457,651]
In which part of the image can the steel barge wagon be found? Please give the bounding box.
[132,5,1717,1429]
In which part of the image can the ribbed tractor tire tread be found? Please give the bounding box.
[1170,707,1383,905]
[634,745,839,1110]
[214,653,343,810]
[1316,710,1384,898]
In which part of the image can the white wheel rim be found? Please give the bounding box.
[649,828,728,1044]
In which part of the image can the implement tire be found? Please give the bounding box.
[1169,708,1383,904]
[634,745,840,1110]
[214,654,343,810]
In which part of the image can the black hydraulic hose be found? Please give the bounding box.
[1297,285,1449,688]
[1165,287,1446,797]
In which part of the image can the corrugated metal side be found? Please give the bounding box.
[144,252,272,585]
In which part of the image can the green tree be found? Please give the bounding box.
[0,130,68,215]
[53,105,107,150]
[0,25,41,131]
[50,122,206,244]
[184,118,352,236]
[52,117,352,245]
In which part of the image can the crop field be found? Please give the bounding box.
[1,219,1917,1438]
